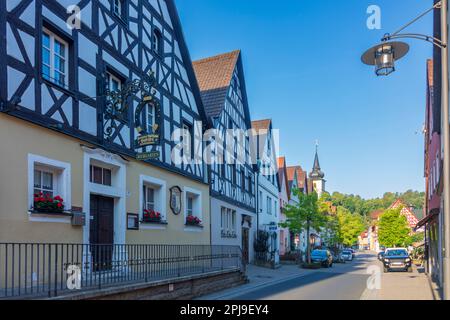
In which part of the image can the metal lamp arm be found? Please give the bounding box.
[382,33,447,48]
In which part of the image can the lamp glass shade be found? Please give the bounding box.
[375,45,395,76]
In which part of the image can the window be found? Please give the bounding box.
[248,174,253,193]
[34,166,55,198]
[90,165,112,186]
[231,164,237,184]
[259,191,263,212]
[267,196,272,215]
[221,207,236,237]
[42,30,68,87]
[182,121,194,160]
[143,186,155,211]
[274,200,278,217]
[152,29,163,56]
[28,154,71,215]
[113,0,125,18]
[186,195,194,217]
[140,175,167,223]
[184,187,202,226]
[107,72,122,92]
[241,169,246,190]
[147,104,155,133]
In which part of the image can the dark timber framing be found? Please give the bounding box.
[0,0,211,184]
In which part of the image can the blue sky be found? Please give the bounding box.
[175,0,433,199]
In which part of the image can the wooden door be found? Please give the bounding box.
[90,195,114,271]
[242,228,249,264]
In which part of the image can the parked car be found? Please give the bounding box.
[341,250,353,261]
[377,251,385,261]
[332,251,345,263]
[383,248,413,273]
[311,249,333,268]
[349,248,356,259]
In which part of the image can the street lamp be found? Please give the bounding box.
[361,0,450,300]
[361,41,409,76]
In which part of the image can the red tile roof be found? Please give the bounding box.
[192,51,240,118]
[251,119,271,132]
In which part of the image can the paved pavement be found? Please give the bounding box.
[198,252,438,300]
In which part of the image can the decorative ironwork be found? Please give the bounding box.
[104,71,158,142]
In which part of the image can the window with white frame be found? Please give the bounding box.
[140,175,166,222]
[267,196,272,215]
[42,29,69,87]
[221,207,236,237]
[184,187,202,223]
[33,166,56,198]
[28,154,71,212]
[143,186,155,211]
[90,165,112,186]
[147,103,155,133]
[106,72,122,92]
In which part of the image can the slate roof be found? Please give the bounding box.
[192,50,240,119]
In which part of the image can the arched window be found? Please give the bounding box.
[152,29,163,56]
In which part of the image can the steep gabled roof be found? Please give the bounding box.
[277,157,290,201]
[165,0,212,128]
[287,166,308,192]
[192,50,240,119]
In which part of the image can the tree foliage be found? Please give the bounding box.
[280,189,326,263]
[321,190,424,218]
[378,207,411,247]
[336,207,366,247]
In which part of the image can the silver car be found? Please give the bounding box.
[341,250,353,261]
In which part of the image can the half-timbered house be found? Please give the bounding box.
[193,51,257,264]
[252,119,280,265]
[0,0,212,246]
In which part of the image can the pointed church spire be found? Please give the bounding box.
[309,143,324,179]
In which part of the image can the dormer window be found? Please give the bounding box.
[152,29,163,56]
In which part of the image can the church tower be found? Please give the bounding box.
[309,147,326,197]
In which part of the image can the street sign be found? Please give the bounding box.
[136,134,160,148]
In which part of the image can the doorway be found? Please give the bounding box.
[90,195,114,271]
[242,227,249,264]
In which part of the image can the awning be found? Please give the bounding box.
[415,209,439,230]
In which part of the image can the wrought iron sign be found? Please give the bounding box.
[104,70,162,161]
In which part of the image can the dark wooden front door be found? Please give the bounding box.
[90,195,114,271]
[242,228,249,264]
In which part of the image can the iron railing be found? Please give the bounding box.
[0,243,244,299]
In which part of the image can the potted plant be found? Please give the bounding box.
[143,209,162,223]
[186,215,202,226]
[33,193,65,213]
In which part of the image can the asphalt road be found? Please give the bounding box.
[231,253,375,300]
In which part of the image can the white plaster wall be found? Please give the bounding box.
[211,197,256,263]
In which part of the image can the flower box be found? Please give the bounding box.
[143,209,162,223]
[186,215,202,227]
[33,193,65,214]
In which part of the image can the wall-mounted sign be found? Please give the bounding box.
[135,133,160,148]
[127,213,140,230]
[170,186,182,215]
[136,151,161,161]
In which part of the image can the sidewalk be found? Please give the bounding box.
[197,263,313,300]
[360,265,438,300]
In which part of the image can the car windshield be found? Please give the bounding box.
[342,251,351,254]
[385,249,408,257]
[312,250,326,256]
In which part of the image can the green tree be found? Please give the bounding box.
[280,189,326,264]
[378,207,411,247]
[336,207,366,247]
